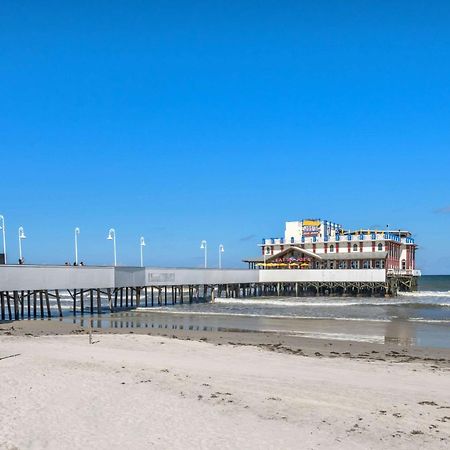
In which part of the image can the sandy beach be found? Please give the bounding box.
[1,324,449,449]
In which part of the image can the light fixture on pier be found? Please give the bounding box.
[74,227,80,265]
[140,236,146,267]
[200,240,207,268]
[0,215,6,264]
[218,244,224,269]
[18,226,26,263]
[107,228,117,266]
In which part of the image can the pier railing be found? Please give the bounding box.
[0,265,390,292]
[0,265,422,321]
[387,269,421,277]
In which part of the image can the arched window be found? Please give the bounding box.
[329,244,334,253]
[353,244,358,252]
[290,237,295,244]
[377,243,383,251]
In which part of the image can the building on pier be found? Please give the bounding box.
[243,219,419,278]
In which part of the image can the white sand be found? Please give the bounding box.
[0,334,449,450]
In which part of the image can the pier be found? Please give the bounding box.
[0,265,413,320]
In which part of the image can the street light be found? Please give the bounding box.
[140,236,146,267]
[107,228,117,266]
[74,227,80,265]
[218,244,224,269]
[18,226,26,263]
[0,215,6,264]
[200,240,207,268]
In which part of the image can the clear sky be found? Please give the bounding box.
[1,1,449,273]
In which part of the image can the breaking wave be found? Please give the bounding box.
[398,291,450,298]
[213,297,450,308]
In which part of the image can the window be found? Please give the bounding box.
[290,237,295,244]
[329,244,334,253]
[363,260,370,269]
[265,247,271,255]
[339,261,346,269]
[329,262,334,269]
[351,260,359,269]
[402,259,406,270]
[352,244,358,252]
[377,243,383,251]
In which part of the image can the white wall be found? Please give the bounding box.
[0,266,386,292]
[144,268,259,286]
[0,265,115,291]
[115,267,146,287]
[259,269,386,283]
[284,221,302,242]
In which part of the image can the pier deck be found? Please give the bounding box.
[0,265,411,320]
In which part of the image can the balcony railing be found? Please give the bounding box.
[387,269,421,277]
[261,234,414,246]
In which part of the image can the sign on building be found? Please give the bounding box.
[302,219,321,237]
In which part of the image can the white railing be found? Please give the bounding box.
[386,269,421,277]
[262,234,414,246]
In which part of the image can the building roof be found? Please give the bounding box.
[242,256,265,263]
[268,246,322,261]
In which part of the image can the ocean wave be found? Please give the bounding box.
[214,297,450,308]
[215,298,364,307]
[407,318,450,324]
[215,298,388,307]
[398,291,450,298]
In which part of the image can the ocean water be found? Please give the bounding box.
[141,275,450,323]
[65,275,450,349]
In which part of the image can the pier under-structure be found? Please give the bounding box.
[0,265,414,320]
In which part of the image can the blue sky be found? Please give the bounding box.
[1,1,449,273]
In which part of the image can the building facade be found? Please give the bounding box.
[244,219,418,277]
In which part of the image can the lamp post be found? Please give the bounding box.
[18,226,26,263]
[74,227,80,265]
[0,215,6,264]
[107,228,117,266]
[218,244,224,269]
[140,236,146,267]
[200,240,207,268]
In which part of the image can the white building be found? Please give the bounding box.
[244,219,418,276]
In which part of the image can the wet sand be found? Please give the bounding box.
[2,317,450,367]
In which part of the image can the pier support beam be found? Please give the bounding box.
[45,290,51,317]
[55,290,63,317]
[96,289,102,314]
